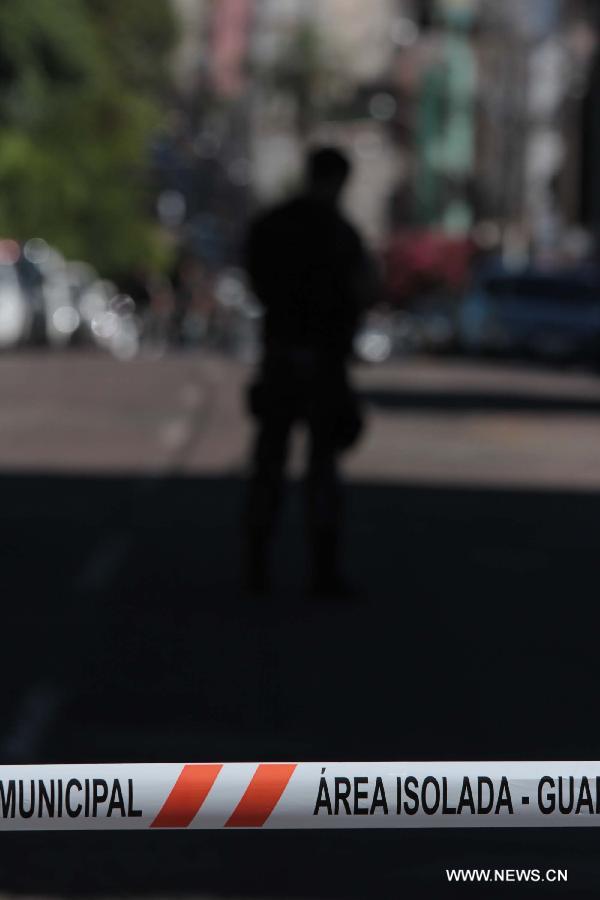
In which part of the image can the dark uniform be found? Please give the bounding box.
[243,191,374,594]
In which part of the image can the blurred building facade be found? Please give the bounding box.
[247,0,409,243]
[164,0,600,267]
[579,1,600,252]
[475,0,599,263]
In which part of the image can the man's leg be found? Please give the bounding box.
[305,432,343,593]
[243,413,292,593]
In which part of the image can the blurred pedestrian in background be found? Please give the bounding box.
[243,146,378,598]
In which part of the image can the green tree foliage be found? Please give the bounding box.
[0,0,178,274]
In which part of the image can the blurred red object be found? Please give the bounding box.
[384,230,474,306]
[0,239,21,265]
[211,0,254,98]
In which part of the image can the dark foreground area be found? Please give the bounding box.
[0,466,599,897]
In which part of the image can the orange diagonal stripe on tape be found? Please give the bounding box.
[225,763,297,828]
[151,764,223,828]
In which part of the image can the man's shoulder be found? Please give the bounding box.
[248,197,364,254]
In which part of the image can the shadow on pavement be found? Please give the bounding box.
[0,471,599,896]
[363,388,600,415]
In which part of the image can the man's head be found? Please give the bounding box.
[306,146,351,205]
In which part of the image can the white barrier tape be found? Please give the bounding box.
[2,762,600,830]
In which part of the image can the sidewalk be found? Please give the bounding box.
[3,351,600,488]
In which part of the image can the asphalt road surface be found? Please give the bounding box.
[1,350,600,897]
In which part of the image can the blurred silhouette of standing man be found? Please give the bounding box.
[243,147,376,597]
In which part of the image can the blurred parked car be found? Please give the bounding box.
[459,264,600,362]
[354,312,395,363]
[78,279,141,359]
[384,230,473,308]
[0,239,44,348]
[354,304,459,364]
[379,229,472,359]
[0,239,90,350]
[26,241,83,348]
[213,267,262,360]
